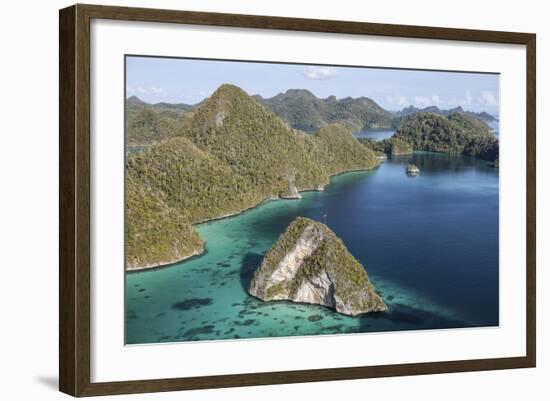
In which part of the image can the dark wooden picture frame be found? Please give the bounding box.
[59,3,536,397]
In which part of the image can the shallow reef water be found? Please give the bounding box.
[126,152,499,344]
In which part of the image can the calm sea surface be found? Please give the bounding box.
[126,152,499,344]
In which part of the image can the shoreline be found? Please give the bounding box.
[126,163,379,272]
[126,149,494,273]
[126,248,204,272]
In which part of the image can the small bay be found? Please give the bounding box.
[126,151,499,344]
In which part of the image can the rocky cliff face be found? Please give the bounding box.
[248,217,387,316]
[280,182,302,199]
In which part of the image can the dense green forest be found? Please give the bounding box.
[125,96,195,145]
[393,105,497,122]
[126,85,379,269]
[252,89,393,132]
[358,137,413,156]
[359,112,499,165]
[392,112,499,163]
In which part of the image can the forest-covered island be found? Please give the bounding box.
[249,217,387,316]
[126,85,379,270]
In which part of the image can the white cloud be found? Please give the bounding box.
[451,90,498,111]
[480,90,498,106]
[460,91,474,106]
[180,89,214,104]
[148,86,165,94]
[464,91,473,105]
[414,94,440,108]
[450,91,472,108]
[386,94,409,108]
[303,66,338,80]
[126,85,164,95]
[448,91,475,109]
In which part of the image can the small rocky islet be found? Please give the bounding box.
[248,217,387,316]
[406,163,420,175]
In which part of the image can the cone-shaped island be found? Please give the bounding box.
[249,217,387,316]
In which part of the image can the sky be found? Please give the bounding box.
[126,56,500,115]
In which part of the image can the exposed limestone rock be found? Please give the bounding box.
[280,183,302,199]
[248,217,387,316]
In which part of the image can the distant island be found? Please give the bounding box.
[394,104,498,122]
[126,92,498,147]
[249,217,387,316]
[253,89,393,132]
[358,112,499,165]
[126,96,194,146]
[126,85,379,270]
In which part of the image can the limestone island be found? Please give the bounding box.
[406,163,420,175]
[358,112,499,166]
[125,84,380,270]
[248,217,387,316]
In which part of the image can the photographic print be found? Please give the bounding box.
[124,56,500,345]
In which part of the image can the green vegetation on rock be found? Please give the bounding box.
[125,180,203,270]
[393,112,498,163]
[360,111,499,166]
[387,137,413,155]
[359,136,412,156]
[248,217,387,316]
[126,85,379,269]
[125,96,195,146]
[393,105,497,124]
[254,89,392,132]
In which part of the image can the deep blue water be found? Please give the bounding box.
[126,152,499,344]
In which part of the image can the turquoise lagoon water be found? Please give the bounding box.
[126,152,499,344]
